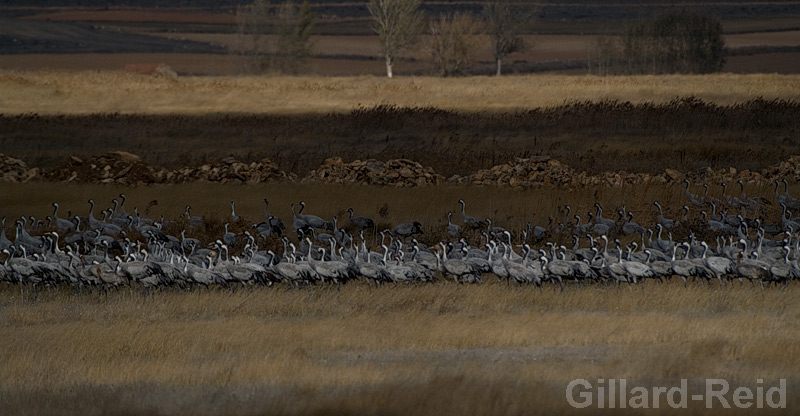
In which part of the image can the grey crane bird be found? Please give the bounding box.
[222,223,236,247]
[653,201,676,229]
[347,208,374,230]
[298,201,334,230]
[446,212,461,239]
[700,241,735,286]
[51,203,77,233]
[683,179,704,206]
[736,253,771,293]
[230,201,240,222]
[458,199,486,230]
[393,221,423,239]
[437,242,480,283]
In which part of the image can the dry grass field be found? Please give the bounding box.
[2,72,798,114]
[2,278,800,415]
[2,70,800,415]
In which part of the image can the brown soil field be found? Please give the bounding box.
[21,10,239,24]
[4,50,800,76]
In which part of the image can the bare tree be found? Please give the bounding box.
[272,0,315,74]
[368,0,424,78]
[428,12,483,77]
[588,33,619,76]
[483,0,529,76]
[233,0,271,74]
[233,0,315,75]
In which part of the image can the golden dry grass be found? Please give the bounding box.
[1,281,799,415]
[1,71,799,115]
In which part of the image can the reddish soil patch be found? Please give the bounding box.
[21,10,237,25]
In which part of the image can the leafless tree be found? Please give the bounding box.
[368,0,424,78]
[233,0,271,74]
[427,12,483,77]
[483,0,529,76]
[233,0,315,74]
[272,0,315,74]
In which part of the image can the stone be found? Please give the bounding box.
[107,151,141,164]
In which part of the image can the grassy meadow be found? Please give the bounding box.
[2,280,799,415]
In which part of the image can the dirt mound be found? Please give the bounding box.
[304,157,444,187]
[0,153,39,183]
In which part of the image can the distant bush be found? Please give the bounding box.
[622,10,726,74]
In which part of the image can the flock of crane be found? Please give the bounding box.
[2,179,800,296]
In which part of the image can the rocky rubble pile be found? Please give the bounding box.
[0,154,39,183]
[449,155,800,189]
[759,155,800,183]
[450,157,671,188]
[43,152,294,185]
[45,151,157,185]
[165,157,296,184]
[4,152,800,188]
[303,157,444,187]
